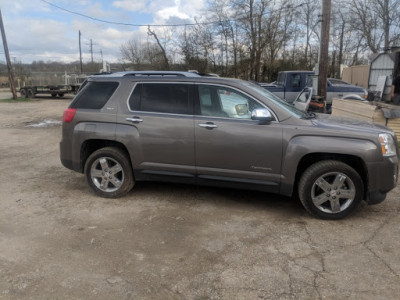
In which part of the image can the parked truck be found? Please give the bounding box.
[261,71,368,111]
[19,85,75,98]
[19,73,89,98]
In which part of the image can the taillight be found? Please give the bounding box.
[63,108,76,123]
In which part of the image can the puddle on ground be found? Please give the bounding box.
[26,119,62,128]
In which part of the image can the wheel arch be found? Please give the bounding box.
[80,139,131,173]
[293,153,368,199]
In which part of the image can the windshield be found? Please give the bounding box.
[239,81,307,118]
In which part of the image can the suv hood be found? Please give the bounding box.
[311,113,393,135]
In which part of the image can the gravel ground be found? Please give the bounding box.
[0,96,399,299]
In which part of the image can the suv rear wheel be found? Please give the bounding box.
[298,160,363,219]
[85,147,134,198]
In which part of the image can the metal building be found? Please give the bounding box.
[368,50,400,102]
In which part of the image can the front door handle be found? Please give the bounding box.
[126,117,143,123]
[198,122,218,129]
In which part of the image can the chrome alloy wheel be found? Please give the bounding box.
[90,157,124,193]
[311,172,356,214]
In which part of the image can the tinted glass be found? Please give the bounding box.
[239,80,304,118]
[198,85,263,119]
[71,81,118,109]
[276,73,285,86]
[132,83,189,115]
[129,83,142,110]
[289,74,301,88]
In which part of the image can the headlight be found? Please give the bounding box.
[379,133,396,156]
[364,89,368,99]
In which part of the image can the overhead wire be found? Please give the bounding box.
[40,0,305,28]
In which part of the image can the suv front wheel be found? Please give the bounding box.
[298,160,364,219]
[85,147,134,198]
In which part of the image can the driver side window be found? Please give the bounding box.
[198,85,263,119]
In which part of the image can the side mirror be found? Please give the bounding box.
[251,108,273,124]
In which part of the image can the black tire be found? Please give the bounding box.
[27,89,35,98]
[84,147,134,198]
[20,89,26,98]
[58,93,64,98]
[51,93,57,98]
[298,160,364,220]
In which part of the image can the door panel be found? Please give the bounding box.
[117,83,195,180]
[194,84,283,192]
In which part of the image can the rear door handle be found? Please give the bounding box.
[198,122,218,129]
[126,117,143,123]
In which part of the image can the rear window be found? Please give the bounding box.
[71,81,119,109]
[129,83,190,115]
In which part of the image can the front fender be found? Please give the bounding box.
[280,135,379,196]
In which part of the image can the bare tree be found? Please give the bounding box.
[233,0,269,81]
[297,0,320,69]
[180,22,217,73]
[351,0,400,53]
[147,26,170,70]
[262,0,296,81]
[331,2,352,77]
[118,0,400,80]
[208,0,240,76]
[120,39,167,69]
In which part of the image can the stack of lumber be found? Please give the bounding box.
[331,98,400,141]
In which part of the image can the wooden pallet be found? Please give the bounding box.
[332,98,400,141]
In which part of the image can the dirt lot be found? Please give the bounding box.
[0,95,399,299]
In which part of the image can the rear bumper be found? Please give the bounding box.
[60,140,82,173]
[61,157,74,170]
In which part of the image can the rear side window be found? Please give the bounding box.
[129,83,190,115]
[289,74,301,88]
[71,81,119,109]
[276,73,285,86]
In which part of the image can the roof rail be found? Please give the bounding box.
[109,71,202,78]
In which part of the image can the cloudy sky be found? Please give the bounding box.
[0,0,206,64]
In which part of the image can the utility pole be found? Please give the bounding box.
[90,39,93,63]
[383,0,389,50]
[0,9,17,100]
[318,0,331,103]
[79,30,83,73]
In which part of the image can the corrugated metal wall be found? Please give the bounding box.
[368,53,395,101]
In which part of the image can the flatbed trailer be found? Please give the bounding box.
[20,85,74,98]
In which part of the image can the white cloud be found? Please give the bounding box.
[0,0,206,63]
[150,0,206,24]
[5,18,76,62]
[112,0,148,12]
[70,19,148,63]
[111,0,205,23]
[155,6,190,21]
[179,0,206,17]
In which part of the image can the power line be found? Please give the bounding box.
[40,0,305,28]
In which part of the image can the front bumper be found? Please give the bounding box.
[365,155,398,205]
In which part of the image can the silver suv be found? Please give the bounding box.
[60,71,399,219]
